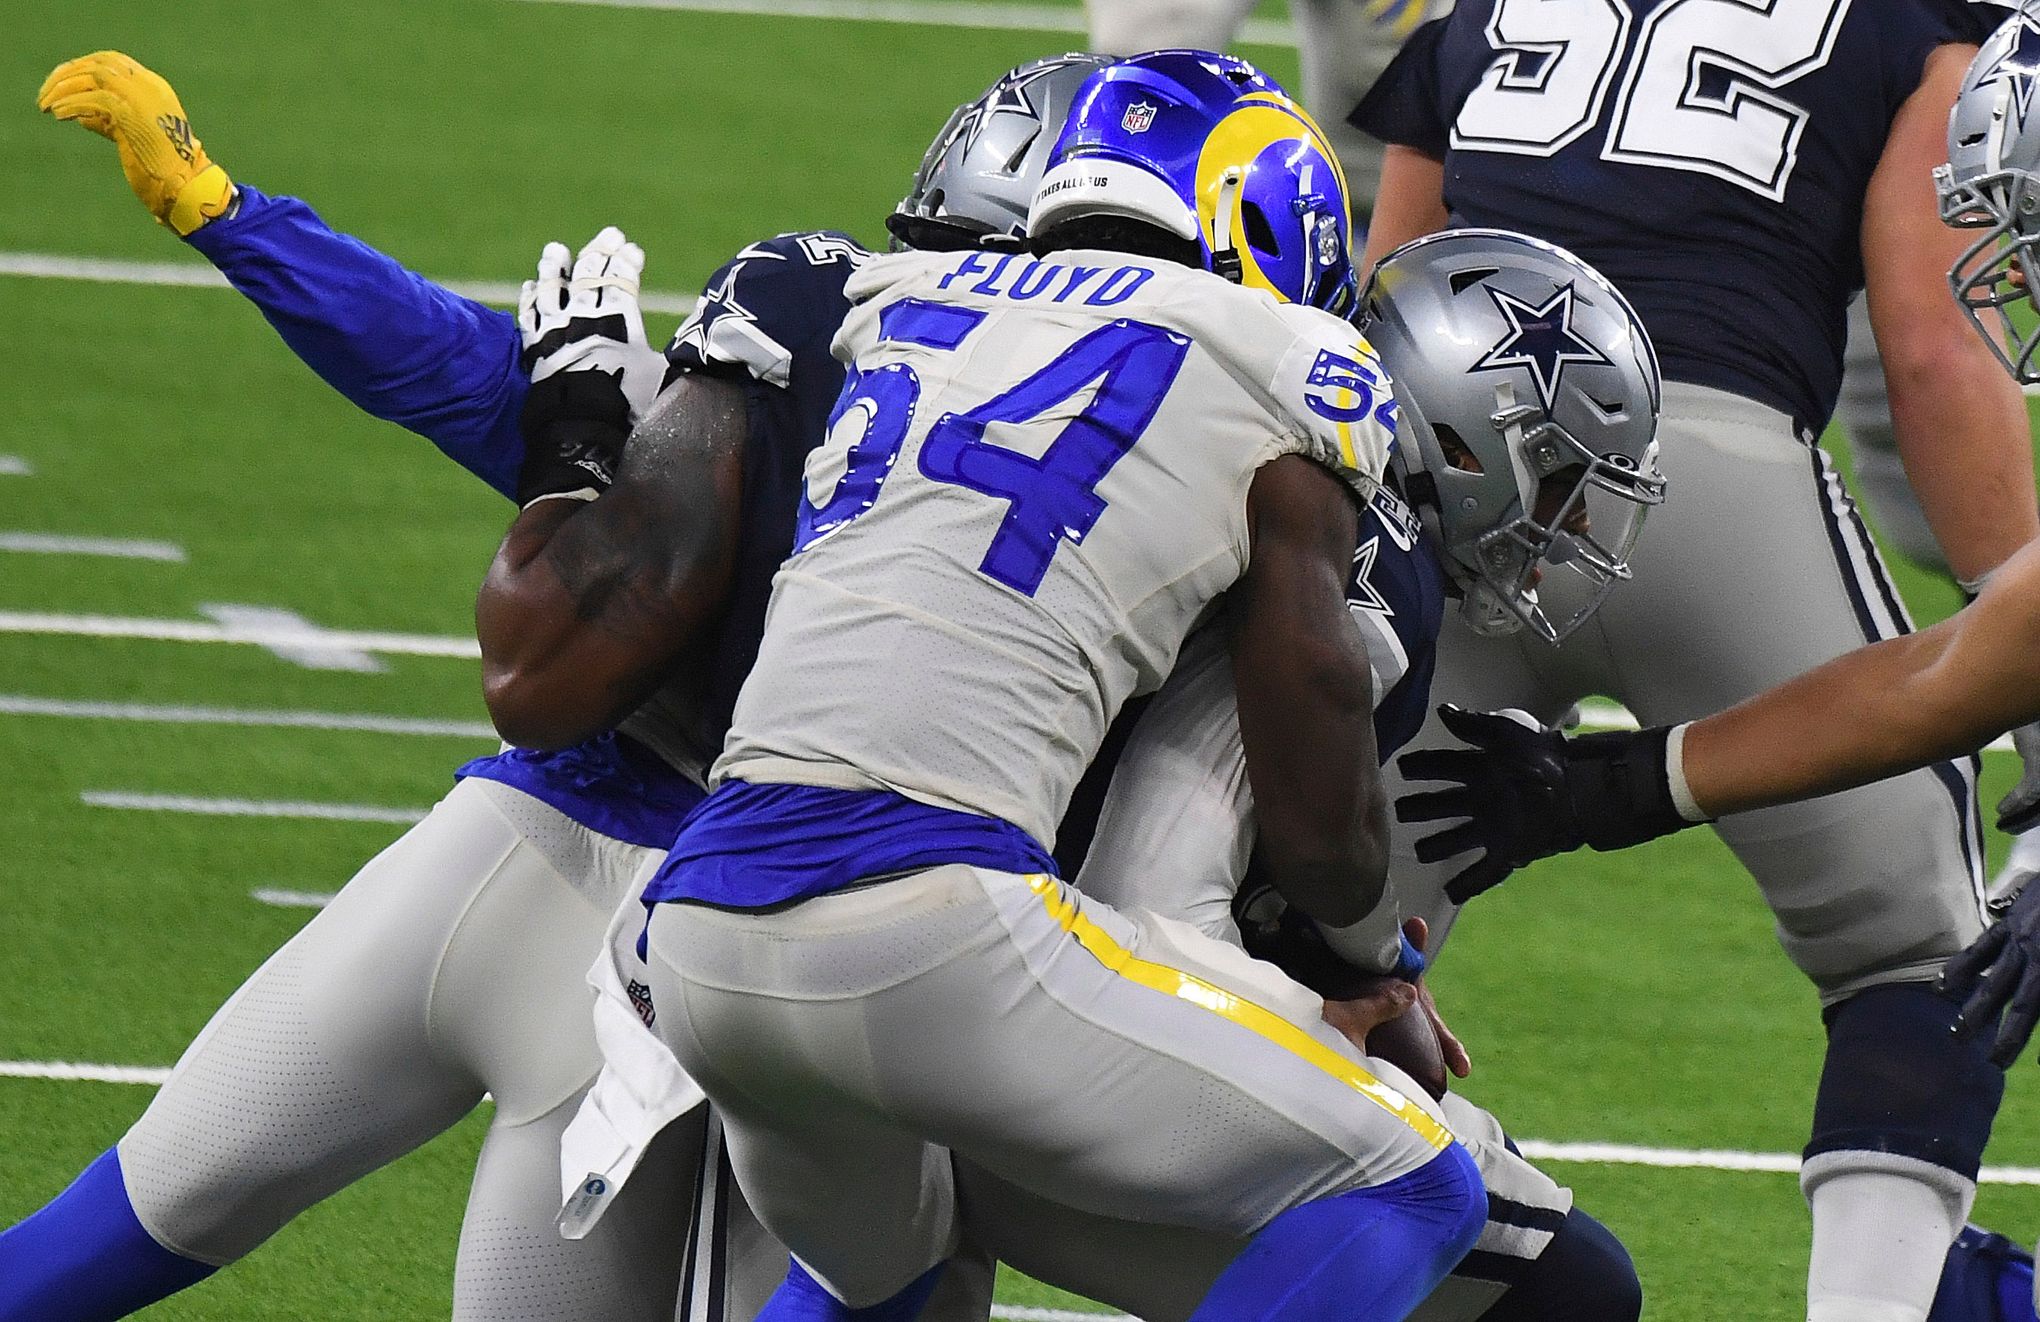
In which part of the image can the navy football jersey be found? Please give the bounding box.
[1352,480,1447,759]
[1355,0,1993,432]
[662,230,871,738]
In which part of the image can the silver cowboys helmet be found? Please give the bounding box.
[888,54,1114,250]
[1937,9,2040,382]
[1358,228,1665,643]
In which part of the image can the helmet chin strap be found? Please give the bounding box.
[1210,167,1245,285]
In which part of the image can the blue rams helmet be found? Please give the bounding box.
[1026,51,1360,315]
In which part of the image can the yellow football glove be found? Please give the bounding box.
[38,51,234,236]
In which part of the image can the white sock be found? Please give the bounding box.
[1803,1155,1973,1322]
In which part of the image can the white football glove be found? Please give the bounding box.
[518,226,667,423]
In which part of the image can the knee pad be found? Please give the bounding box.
[1808,983,2002,1181]
[1928,1227,2036,1322]
[1475,1210,1641,1322]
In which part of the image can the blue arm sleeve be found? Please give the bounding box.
[183,184,526,500]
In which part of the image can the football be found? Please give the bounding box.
[1367,999,1449,1102]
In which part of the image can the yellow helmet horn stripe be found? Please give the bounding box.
[1192,99,1351,304]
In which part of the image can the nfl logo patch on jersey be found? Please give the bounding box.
[1122,102,1156,133]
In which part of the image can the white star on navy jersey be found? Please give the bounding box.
[1470,283,1611,412]
[1346,537,1394,618]
[672,260,758,362]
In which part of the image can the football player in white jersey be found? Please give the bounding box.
[627,53,1491,1320]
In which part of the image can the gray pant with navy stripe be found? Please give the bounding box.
[1387,380,1987,999]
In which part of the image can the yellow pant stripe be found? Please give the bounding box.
[1025,875,1451,1152]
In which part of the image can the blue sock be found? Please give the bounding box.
[1929,1226,2036,1322]
[0,1148,215,1322]
[1190,1143,1487,1322]
[757,1256,946,1322]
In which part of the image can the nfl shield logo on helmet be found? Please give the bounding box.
[1122,101,1157,133]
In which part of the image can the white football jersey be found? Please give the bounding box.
[714,247,1397,847]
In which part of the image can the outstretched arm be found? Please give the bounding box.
[476,372,749,749]
[1231,454,1382,926]
[1678,537,2040,818]
[40,51,535,499]
[1398,537,2040,900]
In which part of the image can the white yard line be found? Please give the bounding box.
[250,887,338,909]
[0,251,696,316]
[504,0,1295,43]
[0,610,480,659]
[81,790,428,825]
[0,532,185,562]
[0,693,496,738]
[199,603,385,672]
[0,456,32,476]
[990,1309,1127,1322]
[6,1058,2039,1193]
[0,1061,174,1086]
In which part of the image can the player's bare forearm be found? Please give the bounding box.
[1231,455,1382,927]
[1683,539,2040,816]
[1865,41,2038,584]
[476,375,747,748]
[1358,147,1447,282]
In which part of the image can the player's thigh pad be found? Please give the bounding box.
[1590,383,1985,995]
[431,780,665,1123]
[117,778,658,1263]
[959,1093,1569,1322]
[647,866,1458,1304]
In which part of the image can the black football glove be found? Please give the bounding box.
[1394,705,1700,904]
[1942,878,2040,1069]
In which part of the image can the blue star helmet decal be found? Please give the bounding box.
[1976,11,2040,132]
[1469,282,1613,412]
[944,59,1066,161]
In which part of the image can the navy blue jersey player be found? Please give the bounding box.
[1356,4,2040,1320]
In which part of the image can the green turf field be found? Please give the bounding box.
[2,2,2039,1318]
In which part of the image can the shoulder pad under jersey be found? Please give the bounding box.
[1270,314,1400,498]
[667,230,872,388]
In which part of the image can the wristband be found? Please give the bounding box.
[168,165,235,236]
[1664,722,1711,824]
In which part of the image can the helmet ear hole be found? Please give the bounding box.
[1433,424,1484,474]
[1001,132,1039,174]
[1240,200,1280,257]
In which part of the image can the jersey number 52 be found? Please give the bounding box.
[796,299,1191,596]
[1453,0,1853,202]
